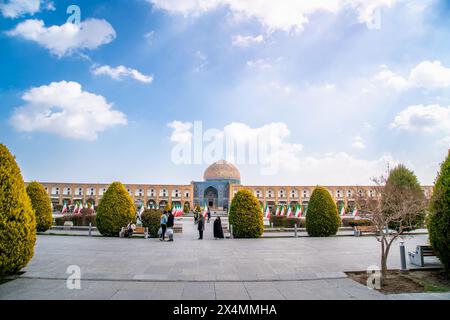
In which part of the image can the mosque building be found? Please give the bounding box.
[34,160,434,212]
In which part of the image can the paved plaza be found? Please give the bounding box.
[0,220,448,300]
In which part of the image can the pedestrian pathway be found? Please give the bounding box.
[0,220,445,300]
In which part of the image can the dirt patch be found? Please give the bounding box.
[346,269,450,295]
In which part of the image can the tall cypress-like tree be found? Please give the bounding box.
[384,165,425,231]
[26,181,53,232]
[0,144,36,275]
[428,151,450,273]
[306,187,340,237]
[96,182,135,236]
[229,190,264,238]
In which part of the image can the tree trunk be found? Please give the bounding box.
[380,237,388,285]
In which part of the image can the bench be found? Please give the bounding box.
[119,226,148,239]
[173,223,183,233]
[354,225,378,236]
[409,245,436,267]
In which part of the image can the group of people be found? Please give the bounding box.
[124,209,225,241]
[158,210,224,241]
[196,214,224,240]
[193,209,211,224]
[159,210,175,241]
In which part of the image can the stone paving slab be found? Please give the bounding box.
[0,220,445,300]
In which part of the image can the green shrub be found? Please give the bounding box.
[428,152,450,274]
[0,144,36,275]
[347,219,373,227]
[228,190,264,238]
[54,212,96,227]
[306,187,340,237]
[96,182,135,236]
[384,165,426,231]
[283,218,304,228]
[141,209,162,237]
[26,182,53,232]
[54,204,63,212]
[269,215,285,227]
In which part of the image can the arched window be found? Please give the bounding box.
[266,189,274,198]
[99,188,107,196]
[160,188,168,197]
[148,188,156,197]
[184,190,190,198]
[302,190,310,198]
[347,189,353,198]
[279,189,286,198]
[255,189,262,198]
[290,189,298,198]
[172,189,181,198]
[336,190,343,198]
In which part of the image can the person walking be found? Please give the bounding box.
[194,210,198,225]
[207,208,211,223]
[213,217,224,239]
[160,211,168,241]
[167,210,175,242]
[198,214,205,240]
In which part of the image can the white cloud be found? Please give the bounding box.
[147,0,398,32]
[91,65,154,84]
[232,34,264,47]
[352,136,366,149]
[168,120,397,184]
[247,58,272,69]
[0,0,49,18]
[390,104,450,133]
[194,50,208,71]
[375,61,450,90]
[10,81,127,140]
[7,18,116,57]
[168,121,193,144]
[286,152,397,185]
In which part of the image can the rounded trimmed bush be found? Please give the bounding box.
[0,144,36,275]
[96,182,135,236]
[141,209,162,237]
[228,189,264,238]
[428,152,450,273]
[26,181,53,232]
[306,187,340,237]
[384,165,425,231]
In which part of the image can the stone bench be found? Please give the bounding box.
[409,245,436,267]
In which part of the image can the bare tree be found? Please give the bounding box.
[355,174,427,284]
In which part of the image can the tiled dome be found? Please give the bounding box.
[204,160,241,182]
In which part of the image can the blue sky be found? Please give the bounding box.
[1,0,449,186]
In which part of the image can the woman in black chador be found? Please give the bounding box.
[213,217,224,239]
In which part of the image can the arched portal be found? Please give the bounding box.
[147,199,156,209]
[204,186,218,209]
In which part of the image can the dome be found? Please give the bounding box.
[204,160,241,182]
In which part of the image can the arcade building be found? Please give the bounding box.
[33,160,434,212]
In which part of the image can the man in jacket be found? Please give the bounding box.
[198,214,205,240]
[167,210,175,242]
[160,211,168,241]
